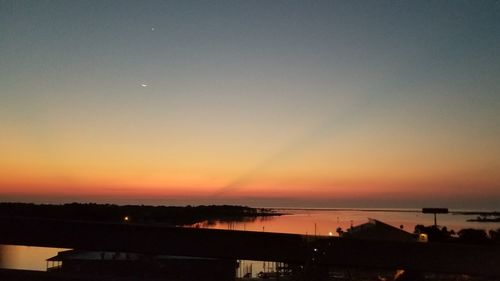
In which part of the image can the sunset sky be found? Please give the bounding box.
[1,1,499,209]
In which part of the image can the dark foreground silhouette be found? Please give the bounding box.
[414,224,500,244]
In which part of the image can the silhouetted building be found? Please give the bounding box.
[342,218,416,242]
[47,250,236,281]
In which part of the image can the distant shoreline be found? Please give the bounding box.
[269,207,500,216]
[272,207,420,213]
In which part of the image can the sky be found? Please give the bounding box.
[1,0,499,209]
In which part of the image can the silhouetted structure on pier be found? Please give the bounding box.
[47,250,235,281]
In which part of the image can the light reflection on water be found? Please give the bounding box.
[193,208,500,235]
[0,244,68,271]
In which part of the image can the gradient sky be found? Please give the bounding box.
[1,0,499,209]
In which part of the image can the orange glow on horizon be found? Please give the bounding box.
[1,125,499,203]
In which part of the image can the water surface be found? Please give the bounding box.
[0,244,68,271]
[194,208,500,235]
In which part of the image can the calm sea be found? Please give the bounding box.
[195,208,500,235]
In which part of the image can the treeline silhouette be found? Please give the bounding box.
[414,224,500,244]
[0,202,278,226]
